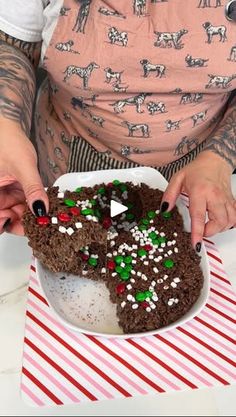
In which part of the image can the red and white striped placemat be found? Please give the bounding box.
[20,238,236,407]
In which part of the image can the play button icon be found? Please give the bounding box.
[110,200,128,218]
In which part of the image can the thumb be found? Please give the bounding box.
[14,158,49,217]
[160,172,184,213]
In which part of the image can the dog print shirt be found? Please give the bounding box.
[0,0,236,185]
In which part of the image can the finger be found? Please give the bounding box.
[0,188,25,210]
[13,158,49,216]
[188,192,207,250]
[160,172,184,212]
[0,205,26,236]
[204,202,228,237]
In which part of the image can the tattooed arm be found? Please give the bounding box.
[0,32,48,235]
[203,91,236,172]
[0,30,42,135]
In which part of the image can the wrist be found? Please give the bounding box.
[197,150,233,175]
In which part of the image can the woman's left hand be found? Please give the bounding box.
[161,150,236,251]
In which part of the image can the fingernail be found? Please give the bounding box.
[230,226,234,230]
[32,200,47,217]
[196,242,202,253]
[160,201,169,213]
[3,218,11,230]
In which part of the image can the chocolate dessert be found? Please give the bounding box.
[23,180,204,334]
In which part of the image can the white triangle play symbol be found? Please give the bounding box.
[110,200,128,218]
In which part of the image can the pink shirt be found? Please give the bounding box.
[34,0,236,184]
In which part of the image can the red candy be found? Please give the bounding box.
[58,212,71,222]
[140,301,149,309]
[144,244,152,251]
[107,260,116,270]
[107,182,113,188]
[116,283,126,295]
[102,217,112,229]
[36,216,50,226]
[81,253,89,261]
[69,207,80,216]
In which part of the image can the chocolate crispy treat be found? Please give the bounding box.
[23,180,204,334]
[23,186,107,274]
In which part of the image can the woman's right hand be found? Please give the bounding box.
[0,126,49,235]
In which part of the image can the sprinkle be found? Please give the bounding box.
[59,226,66,233]
[126,284,132,290]
[152,295,159,302]
[164,285,169,290]
[173,232,178,237]
[132,260,137,265]
[174,277,181,283]
[132,303,139,310]
[151,281,156,287]
[51,217,58,224]
[127,294,133,301]
[137,272,142,277]
[174,247,179,253]
[121,301,126,308]
[120,262,126,268]
[101,268,106,274]
[57,192,64,198]
[144,261,149,266]
[157,278,163,283]
[163,274,169,280]
[141,274,148,281]
[130,278,135,283]
[167,250,173,255]
[174,298,179,304]
[168,299,174,306]
[86,215,93,220]
[66,227,74,236]
[146,307,152,312]
[153,267,159,273]
[171,282,177,288]
[112,272,117,277]
[75,222,83,229]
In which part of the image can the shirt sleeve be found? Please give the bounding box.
[0,0,48,42]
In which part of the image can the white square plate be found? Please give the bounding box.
[36,167,210,339]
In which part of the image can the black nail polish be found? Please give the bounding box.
[196,242,202,253]
[32,200,47,217]
[3,218,11,230]
[160,201,169,213]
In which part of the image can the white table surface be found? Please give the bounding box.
[0,177,236,416]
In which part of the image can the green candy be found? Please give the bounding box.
[152,240,160,246]
[94,208,102,219]
[75,187,83,193]
[126,213,135,221]
[144,290,153,299]
[149,231,157,240]
[124,256,132,264]
[97,187,106,195]
[64,199,76,207]
[88,257,98,267]
[158,236,166,244]
[147,211,156,219]
[120,183,127,192]
[127,202,133,209]
[124,265,132,273]
[81,208,94,216]
[162,211,172,219]
[115,266,123,274]
[115,255,123,265]
[135,292,146,302]
[164,259,175,269]
[139,225,147,232]
[120,270,130,281]
[138,249,147,257]
[113,179,121,186]
[141,218,149,226]
[90,199,97,206]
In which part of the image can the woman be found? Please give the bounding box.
[0,0,236,252]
